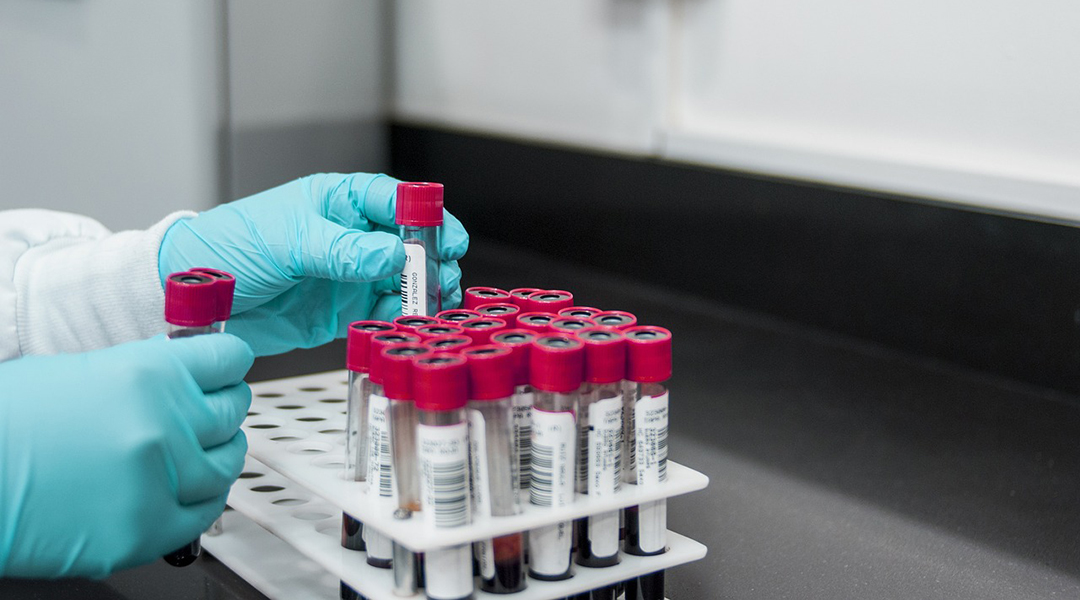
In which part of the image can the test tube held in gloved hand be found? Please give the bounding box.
[527,334,584,581]
[463,346,526,594]
[162,271,223,567]
[414,354,475,600]
[189,267,235,332]
[398,182,443,316]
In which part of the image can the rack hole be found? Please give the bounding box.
[238,472,264,479]
[299,386,326,392]
[272,498,309,507]
[287,441,332,455]
[296,416,326,422]
[256,392,283,398]
[251,485,284,493]
[319,398,346,404]
[319,428,345,435]
[249,423,280,429]
[293,511,333,521]
[276,405,304,410]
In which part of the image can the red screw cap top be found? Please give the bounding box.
[458,317,508,345]
[416,323,465,341]
[593,310,638,330]
[393,315,441,334]
[369,332,422,385]
[549,317,597,335]
[413,354,469,412]
[558,306,602,319]
[624,326,672,383]
[508,287,543,308]
[515,312,556,333]
[463,287,511,310]
[189,267,236,322]
[346,320,395,372]
[165,272,218,327]
[524,290,574,313]
[437,308,480,323]
[475,302,520,319]
[492,329,536,386]
[395,182,444,227]
[381,343,432,400]
[529,335,585,393]
[575,327,627,384]
[423,334,473,354]
[463,345,515,400]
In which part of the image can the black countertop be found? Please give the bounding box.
[5,238,1079,598]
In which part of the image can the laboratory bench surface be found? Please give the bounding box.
[5,238,1079,599]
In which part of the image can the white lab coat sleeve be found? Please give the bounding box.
[0,209,196,362]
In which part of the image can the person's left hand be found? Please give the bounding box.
[158,173,469,356]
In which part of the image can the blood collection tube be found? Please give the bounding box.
[364,331,422,568]
[558,306,602,320]
[464,286,511,310]
[524,290,574,314]
[382,343,434,596]
[475,302,521,321]
[458,316,508,345]
[527,335,584,581]
[437,308,481,323]
[592,311,637,331]
[491,329,537,503]
[413,355,475,600]
[549,317,598,336]
[398,182,443,316]
[189,267,235,332]
[162,271,219,567]
[462,346,526,594]
[424,334,474,354]
[343,321,396,552]
[573,328,625,577]
[416,323,466,341]
[506,287,540,307]
[515,312,556,333]
[394,315,442,334]
[622,326,672,600]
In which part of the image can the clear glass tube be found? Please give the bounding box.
[364,382,393,569]
[400,224,441,317]
[469,397,525,593]
[342,370,370,552]
[528,390,578,581]
[574,381,623,568]
[390,397,422,596]
[624,380,669,600]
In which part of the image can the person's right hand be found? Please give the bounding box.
[0,334,254,578]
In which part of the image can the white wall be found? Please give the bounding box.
[0,0,226,231]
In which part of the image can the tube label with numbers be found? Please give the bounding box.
[513,392,533,495]
[418,422,470,529]
[528,408,575,578]
[401,243,427,316]
[634,393,668,485]
[366,394,392,497]
[588,397,623,558]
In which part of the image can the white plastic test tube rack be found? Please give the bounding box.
[210,370,709,600]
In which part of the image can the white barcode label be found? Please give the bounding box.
[401,243,427,316]
[424,544,474,599]
[638,498,668,554]
[528,521,572,577]
[513,393,533,494]
[366,394,392,497]
[634,392,668,486]
[588,397,623,558]
[529,409,575,508]
[419,422,470,528]
[363,527,393,561]
[468,410,492,520]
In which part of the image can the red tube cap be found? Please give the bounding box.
[413,354,468,412]
[437,308,481,323]
[508,287,543,308]
[558,306,602,319]
[346,320,395,372]
[423,334,473,354]
[393,315,441,334]
[189,268,236,322]
[524,290,574,313]
[458,317,508,345]
[549,317,597,335]
[165,272,218,327]
[593,310,638,330]
[515,312,556,333]
[463,345,515,401]
[463,286,511,310]
[576,327,627,384]
[381,343,431,400]
[492,329,537,386]
[396,182,443,227]
[369,331,422,385]
[416,323,465,341]
[624,326,672,383]
[475,302,520,320]
[529,335,584,393]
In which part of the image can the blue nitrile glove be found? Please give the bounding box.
[0,334,253,578]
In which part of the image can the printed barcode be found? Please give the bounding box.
[400,271,409,313]
[517,424,531,490]
[429,460,468,527]
[657,425,668,481]
[530,441,554,507]
[625,403,636,475]
[577,424,589,488]
[378,428,392,496]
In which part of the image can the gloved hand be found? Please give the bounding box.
[0,334,254,578]
[158,173,469,356]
